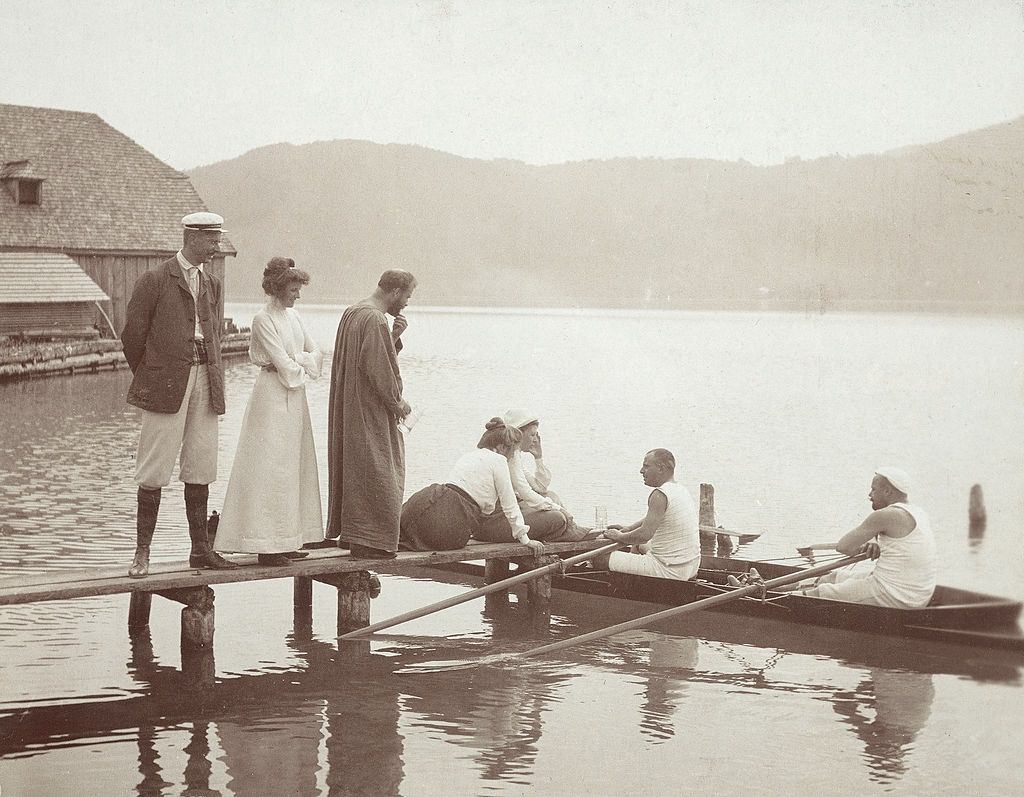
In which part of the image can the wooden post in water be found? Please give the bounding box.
[485,558,511,584]
[158,586,216,689]
[699,484,717,553]
[128,591,153,631]
[316,571,373,635]
[526,554,559,631]
[166,586,216,650]
[293,576,313,638]
[969,484,987,542]
[700,482,733,555]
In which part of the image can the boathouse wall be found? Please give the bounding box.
[0,302,95,335]
[72,251,228,334]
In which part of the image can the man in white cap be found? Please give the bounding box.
[121,211,239,576]
[799,467,936,608]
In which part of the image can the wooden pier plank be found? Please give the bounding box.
[0,540,604,607]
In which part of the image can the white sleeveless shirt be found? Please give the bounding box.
[871,502,937,608]
[649,481,700,566]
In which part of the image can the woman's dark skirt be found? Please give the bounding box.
[400,483,480,551]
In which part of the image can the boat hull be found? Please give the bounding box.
[551,554,1024,650]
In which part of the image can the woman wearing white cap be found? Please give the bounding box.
[399,419,544,553]
[501,408,593,542]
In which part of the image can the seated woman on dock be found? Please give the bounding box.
[400,418,545,554]
[592,448,701,581]
[795,467,936,608]
[502,408,593,543]
[214,258,324,566]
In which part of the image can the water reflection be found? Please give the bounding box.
[830,668,935,784]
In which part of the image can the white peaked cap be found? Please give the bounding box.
[875,466,911,495]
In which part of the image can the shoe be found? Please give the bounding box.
[189,550,240,569]
[302,539,337,550]
[128,548,150,579]
[337,539,351,551]
[283,550,309,560]
[257,553,292,566]
[349,543,397,560]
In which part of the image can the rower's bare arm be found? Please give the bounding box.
[607,491,666,545]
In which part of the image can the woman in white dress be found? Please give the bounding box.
[216,257,324,565]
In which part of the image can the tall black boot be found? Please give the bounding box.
[128,486,161,578]
[185,483,238,570]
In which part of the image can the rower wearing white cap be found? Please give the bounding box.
[799,466,937,608]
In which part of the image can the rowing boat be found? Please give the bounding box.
[551,554,1024,650]
[435,553,1024,651]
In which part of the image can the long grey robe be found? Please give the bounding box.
[325,301,405,551]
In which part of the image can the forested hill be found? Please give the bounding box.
[188,117,1024,312]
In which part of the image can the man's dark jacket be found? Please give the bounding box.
[121,256,226,414]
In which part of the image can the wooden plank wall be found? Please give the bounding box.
[0,303,94,335]
[73,253,227,335]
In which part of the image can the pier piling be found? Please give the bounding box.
[315,571,373,634]
[969,484,987,542]
[526,554,559,630]
[128,591,153,630]
[699,483,734,555]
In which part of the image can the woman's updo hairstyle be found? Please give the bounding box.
[262,256,310,297]
[476,417,522,453]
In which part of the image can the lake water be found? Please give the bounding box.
[0,306,1022,796]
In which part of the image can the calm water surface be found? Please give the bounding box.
[0,307,1022,796]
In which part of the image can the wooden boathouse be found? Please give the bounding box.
[0,103,236,337]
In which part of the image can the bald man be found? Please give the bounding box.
[595,448,701,581]
[800,467,937,608]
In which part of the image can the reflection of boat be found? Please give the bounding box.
[438,554,1024,651]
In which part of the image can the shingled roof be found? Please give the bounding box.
[0,252,110,303]
[0,103,235,254]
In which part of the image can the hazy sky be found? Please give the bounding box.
[2,0,1023,170]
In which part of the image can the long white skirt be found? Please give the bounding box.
[216,370,323,553]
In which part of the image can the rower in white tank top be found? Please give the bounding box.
[597,449,701,581]
[871,502,936,608]
[803,466,938,609]
[646,480,701,567]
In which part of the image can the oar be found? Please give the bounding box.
[511,551,868,660]
[404,551,867,671]
[339,542,623,640]
[795,542,837,556]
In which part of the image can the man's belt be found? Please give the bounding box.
[191,338,209,365]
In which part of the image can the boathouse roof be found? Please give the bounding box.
[0,252,110,304]
[0,103,236,255]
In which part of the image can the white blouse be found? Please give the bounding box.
[447,448,531,542]
[508,450,559,512]
[249,303,322,388]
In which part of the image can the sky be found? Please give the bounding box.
[1,0,1023,170]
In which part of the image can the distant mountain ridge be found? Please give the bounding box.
[188,117,1024,311]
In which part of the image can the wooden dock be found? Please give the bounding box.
[0,539,605,685]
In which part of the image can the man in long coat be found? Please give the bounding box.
[325,270,415,559]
